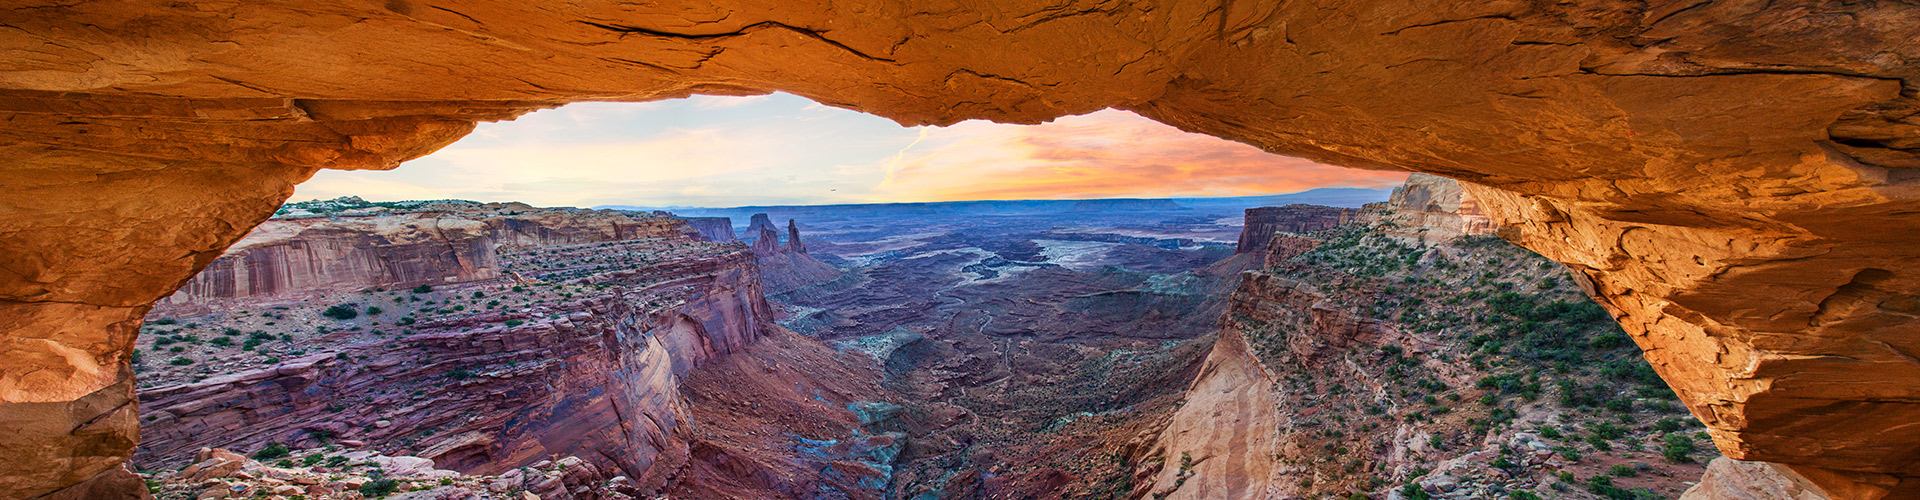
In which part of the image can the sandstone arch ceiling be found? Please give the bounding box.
[1,0,1917,498]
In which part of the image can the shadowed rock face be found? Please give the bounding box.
[3,1,1920,497]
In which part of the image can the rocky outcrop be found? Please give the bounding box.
[1684,458,1831,500]
[1144,329,1281,500]
[1381,174,1495,240]
[786,219,806,254]
[1234,205,1359,255]
[6,1,1920,497]
[744,213,777,239]
[678,217,736,243]
[751,218,841,294]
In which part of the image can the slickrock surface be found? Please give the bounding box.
[5,1,1920,497]
[1683,458,1830,500]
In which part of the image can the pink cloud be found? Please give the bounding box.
[874,110,1407,202]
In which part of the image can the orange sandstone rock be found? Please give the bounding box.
[2,1,1919,498]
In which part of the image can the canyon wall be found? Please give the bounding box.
[5,1,1920,497]
[137,241,774,495]
[678,217,737,243]
[155,204,696,313]
[1234,205,1360,255]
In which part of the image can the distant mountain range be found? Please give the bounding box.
[596,187,1393,222]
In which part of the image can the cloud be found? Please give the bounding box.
[868,110,1407,202]
[294,94,1403,207]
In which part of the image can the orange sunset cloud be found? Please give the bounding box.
[872,110,1407,202]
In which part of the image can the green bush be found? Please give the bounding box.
[322,304,359,320]
[1662,434,1697,463]
[169,357,193,366]
[412,284,433,293]
[359,478,400,497]
[252,442,290,460]
[366,306,383,315]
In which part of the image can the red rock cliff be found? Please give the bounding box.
[1235,205,1359,255]
[136,244,773,493]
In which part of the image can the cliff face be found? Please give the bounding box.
[1381,174,1496,240]
[155,204,696,313]
[1234,205,1359,255]
[7,1,1920,497]
[678,217,737,243]
[137,234,776,495]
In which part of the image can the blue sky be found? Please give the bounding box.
[294,93,1407,208]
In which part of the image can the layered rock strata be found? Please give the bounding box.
[1234,205,1360,255]
[6,1,1920,497]
[154,203,695,313]
[678,217,737,243]
[136,234,773,495]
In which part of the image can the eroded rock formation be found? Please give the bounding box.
[678,217,737,243]
[4,1,1920,497]
[1382,173,1496,241]
[749,217,842,295]
[154,203,693,314]
[1234,205,1360,254]
[134,206,776,494]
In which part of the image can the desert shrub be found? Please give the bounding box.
[366,306,383,315]
[168,357,193,366]
[412,284,433,293]
[359,478,400,497]
[252,442,290,460]
[322,305,359,320]
[1662,434,1697,463]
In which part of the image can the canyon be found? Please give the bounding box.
[3,2,1919,498]
[119,176,1786,500]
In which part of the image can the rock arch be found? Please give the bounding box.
[2,1,1918,498]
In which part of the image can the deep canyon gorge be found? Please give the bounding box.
[105,176,1791,500]
[4,1,1920,499]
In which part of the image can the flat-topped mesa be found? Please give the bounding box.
[1234,205,1361,255]
[152,203,698,315]
[744,213,777,237]
[678,216,737,243]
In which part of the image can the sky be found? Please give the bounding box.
[294,93,1408,208]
